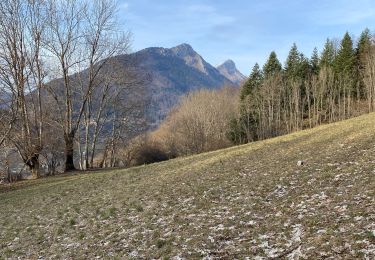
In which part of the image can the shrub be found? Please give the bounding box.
[133,143,169,165]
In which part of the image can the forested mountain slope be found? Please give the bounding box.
[0,113,374,258]
[116,43,237,126]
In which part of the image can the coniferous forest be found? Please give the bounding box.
[228,30,375,144]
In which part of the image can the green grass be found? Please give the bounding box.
[1,113,375,259]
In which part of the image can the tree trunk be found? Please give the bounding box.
[77,126,83,170]
[84,122,90,170]
[64,132,76,172]
[28,154,40,179]
[99,146,108,168]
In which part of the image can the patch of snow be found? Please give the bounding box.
[291,224,303,243]
[287,246,303,260]
[317,229,326,234]
[129,250,138,258]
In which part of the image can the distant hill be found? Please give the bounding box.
[217,59,247,85]
[2,113,374,258]
[114,43,242,127]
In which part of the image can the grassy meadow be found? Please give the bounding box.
[1,113,375,259]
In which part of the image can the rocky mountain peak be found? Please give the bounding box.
[219,60,236,73]
[217,60,246,85]
[170,43,208,74]
[171,43,195,57]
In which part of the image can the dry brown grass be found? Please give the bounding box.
[0,113,374,259]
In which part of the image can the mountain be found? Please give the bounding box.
[2,113,375,258]
[115,43,239,127]
[217,59,247,85]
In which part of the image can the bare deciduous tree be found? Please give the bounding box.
[44,0,132,171]
[156,87,238,156]
[0,0,47,178]
[363,45,375,112]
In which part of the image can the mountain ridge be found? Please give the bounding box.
[115,43,243,126]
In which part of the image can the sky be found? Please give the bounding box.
[118,0,375,75]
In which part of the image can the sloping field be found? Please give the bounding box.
[0,114,374,259]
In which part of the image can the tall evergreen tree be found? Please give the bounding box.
[284,43,301,80]
[357,28,371,57]
[263,51,282,79]
[299,53,311,79]
[320,39,336,68]
[285,43,310,81]
[235,63,264,143]
[240,63,263,100]
[334,32,356,77]
[310,47,320,75]
[333,32,357,116]
[356,28,372,98]
[356,29,372,73]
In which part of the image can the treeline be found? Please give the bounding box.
[229,29,375,144]
[0,0,147,181]
[143,29,375,160]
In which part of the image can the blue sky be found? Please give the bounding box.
[118,0,375,75]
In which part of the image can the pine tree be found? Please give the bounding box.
[263,51,282,79]
[235,63,264,143]
[356,28,372,98]
[320,39,336,68]
[333,32,357,117]
[240,63,263,100]
[310,47,320,75]
[334,32,355,77]
[299,53,311,79]
[284,43,300,80]
[356,29,372,75]
[357,28,371,58]
[284,43,310,81]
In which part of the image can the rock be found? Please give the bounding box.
[297,161,305,166]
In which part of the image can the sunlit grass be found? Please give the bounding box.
[1,113,374,258]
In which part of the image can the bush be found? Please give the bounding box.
[133,143,169,165]
[151,87,239,156]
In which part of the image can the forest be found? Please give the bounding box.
[147,29,375,159]
[229,30,375,144]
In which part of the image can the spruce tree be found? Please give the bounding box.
[299,53,311,79]
[285,43,300,80]
[236,63,264,143]
[310,47,320,75]
[334,32,355,77]
[285,43,310,81]
[320,39,336,68]
[263,51,282,79]
[356,28,372,98]
[334,32,357,113]
[240,63,263,100]
[357,28,371,58]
